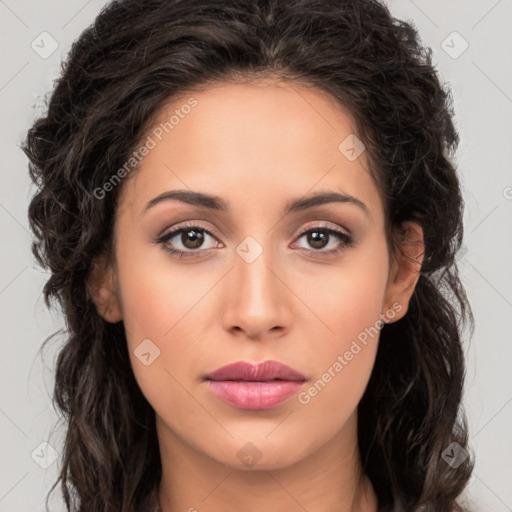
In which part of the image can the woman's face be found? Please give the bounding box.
[96,81,419,470]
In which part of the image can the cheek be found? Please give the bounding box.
[114,239,229,413]
[300,239,390,345]
[119,276,203,432]
[294,297,384,444]
[115,235,213,343]
[295,243,389,411]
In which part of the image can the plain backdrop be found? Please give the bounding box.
[0,1,511,511]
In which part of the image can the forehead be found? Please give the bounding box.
[117,81,384,223]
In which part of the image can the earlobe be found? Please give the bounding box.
[86,254,123,323]
[382,221,425,323]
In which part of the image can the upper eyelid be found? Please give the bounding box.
[159,220,351,246]
[295,220,351,236]
[159,221,220,241]
[160,219,350,237]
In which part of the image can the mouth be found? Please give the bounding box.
[205,380,306,410]
[204,360,306,410]
[204,359,306,382]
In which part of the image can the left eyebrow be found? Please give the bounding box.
[283,190,369,217]
[142,189,369,217]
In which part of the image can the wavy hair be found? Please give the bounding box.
[23,0,474,510]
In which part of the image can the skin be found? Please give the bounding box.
[88,80,424,512]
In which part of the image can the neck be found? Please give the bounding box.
[156,411,378,512]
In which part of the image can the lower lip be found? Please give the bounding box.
[206,380,304,410]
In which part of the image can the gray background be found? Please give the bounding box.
[1,0,511,510]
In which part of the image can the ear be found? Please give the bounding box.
[382,221,425,323]
[86,254,123,323]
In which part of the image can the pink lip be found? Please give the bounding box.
[204,360,306,410]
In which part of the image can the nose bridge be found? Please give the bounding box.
[234,236,279,309]
[222,234,290,337]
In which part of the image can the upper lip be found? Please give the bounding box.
[204,360,306,382]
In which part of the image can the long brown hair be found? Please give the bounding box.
[23,0,474,510]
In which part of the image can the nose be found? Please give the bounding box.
[221,243,292,341]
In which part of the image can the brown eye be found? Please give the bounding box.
[179,228,206,249]
[156,224,219,258]
[305,230,330,249]
[295,225,354,255]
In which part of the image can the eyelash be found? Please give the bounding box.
[155,221,355,259]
